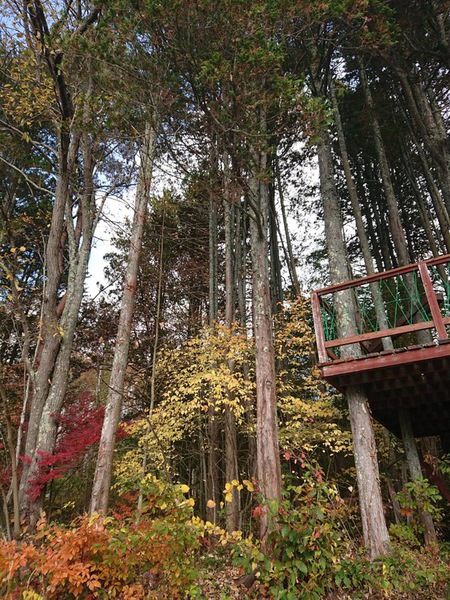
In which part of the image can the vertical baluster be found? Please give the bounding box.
[418,262,448,341]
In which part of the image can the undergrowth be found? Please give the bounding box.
[1,473,449,599]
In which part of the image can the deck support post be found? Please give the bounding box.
[398,408,438,545]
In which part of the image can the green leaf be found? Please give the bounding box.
[295,559,308,575]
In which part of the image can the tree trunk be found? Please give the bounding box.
[27,124,99,526]
[18,6,102,523]
[331,82,393,350]
[269,181,284,312]
[359,62,431,348]
[396,66,450,213]
[407,124,450,252]
[359,61,410,267]
[399,143,445,259]
[223,151,241,532]
[354,167,384,272]
[249,138,282,538]
[275,156,301,297]
[0,382,20,538]
[137,198,167,522]
[90,120,157,514]
[18,130,76,515]
[357,157,396,270]
[317,131,390,559]
[206,143,220,524]
[235,195,258,481]
[398,408,437,545]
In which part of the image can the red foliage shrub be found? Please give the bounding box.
[24,392,125,501]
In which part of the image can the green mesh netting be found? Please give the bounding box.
[321,269,437,345]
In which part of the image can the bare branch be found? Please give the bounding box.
[0,155,52,196]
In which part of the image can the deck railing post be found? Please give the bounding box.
[311,291,328,363]
[418,262,448,341]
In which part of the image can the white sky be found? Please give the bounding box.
[86,192,135,297]
[85,149,323,298]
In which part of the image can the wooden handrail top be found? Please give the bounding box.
[314,254,450,296]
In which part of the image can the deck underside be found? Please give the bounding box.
[320,342,450,443]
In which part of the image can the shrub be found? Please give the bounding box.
[0,479,202,599]
[230,460,450,599]
[232,460,353,599]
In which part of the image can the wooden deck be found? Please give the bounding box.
[311,255,450,443]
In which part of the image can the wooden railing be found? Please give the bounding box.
[311,255,450,364]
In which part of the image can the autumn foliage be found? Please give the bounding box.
[23,394,112,502]
[0,481,201,599]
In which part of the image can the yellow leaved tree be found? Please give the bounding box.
[114,297,351,528]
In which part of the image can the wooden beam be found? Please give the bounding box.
[311,291,327,364]
[323,319,434,350]
[418,261,448,341]
[314,254,450,295]
[321,342,450,379]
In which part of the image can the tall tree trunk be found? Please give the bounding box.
[223,151,240,532]
[27,119,100,526]
[275,156,301,297]
[359,61,411,267]
[269,181,284,312]
[0,382,20,538]
[358,156,396,269]
[359,65,435,513]
[399,143,444,259]
[406,124,450,252]
[137,198,167,522]
[18,129,76,515]
[331,82,393,350]
[90,120,157,514]
[317,130,390,559]
[206,143,220,524]
[249,134,282,538]
[395,66,450,213]
[353,166,384,272]
[236,196,248,328]
[18,6,102,523]
[235,195,257,481]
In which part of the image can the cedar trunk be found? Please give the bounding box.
[249,143,282,538]
[317,132,390,559]
[224,156,240,532]
[206,145,220,524]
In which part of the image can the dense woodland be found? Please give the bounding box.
[1,0,450,598]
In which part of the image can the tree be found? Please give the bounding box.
[90,118,158,514]
[0,0,134,526]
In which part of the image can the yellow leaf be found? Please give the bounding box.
[225,492,233,503]
[243,479,254,492]
[180,484,189,494]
